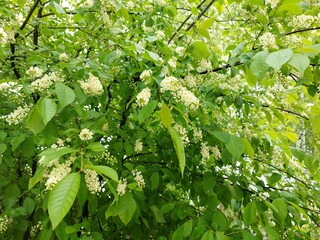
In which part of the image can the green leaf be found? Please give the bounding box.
[192,41,209,59]
[137,100,158,124]
[86,142,105,152]
[48,173,80,230]
[265,48,293,71]
[36,98,57,125]
[243,201,256,226]
[215,232,229,240]
[201,231,214,240]
[169,127,186,177]
[27,107,46,134]
[288,53,309,75]
[28,165,45,190]
[86,165,118,182]
[150,205,166,223]
[160,102,173,128]
[150,172,160,190]
[264,226,279,240]
[118,192,137,225]
[105,202,118,219]
[52,1,65,14]
[55,82,75,110]
[272,198,287,223]
[39,148,75,166]
[23,197,35,214]
[10,134,26,152]
[172,219,193,240]
[250,50,269,80]
[212,210,228,231]
[241,138,254,159]
[286,201,309,220]
[226,136,244,159]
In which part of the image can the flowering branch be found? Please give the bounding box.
[285,26,320,36]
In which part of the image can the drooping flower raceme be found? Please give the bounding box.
[45,163,71,190]
[59,53,69,62]
[160,76,182,92]
[140,69,152,84]
[134,139,143,153]
[260,32,278,49]
[26,66,43,78]
[79,128,94,141]
[79,73,103,96]
[30,72,62,92]
[177,87,200,110]
[116,178,127,196]
[84,169,102,194]
[136,87,151,108]
[133,170,145,188]
[5,105,31,125]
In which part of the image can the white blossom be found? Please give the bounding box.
[140,69,152,84]
[45,163,71,190]
[260,32,278,49]
[136,87,151,108]
[79,73,103,96]
[133,170,145,188]
[177,87,200,110]
[156,30,165,40]
[30,72,62,92]
[79,128,94,141]
[84,169,102,194]
[26,66,43,78]
[5,105,31,125]
[84,0,94,8]
[59,53,69,62]
[135,139,143,153]
[160,76,182,92]
[117,178,127,196]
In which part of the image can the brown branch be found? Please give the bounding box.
[285,27,320,36]
[185,0,216,32]
[19,0,41,32]
[168,0,207,44]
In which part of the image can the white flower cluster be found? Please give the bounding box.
[175,124,189,145]
[127,1,135,9]
[284,35,304,49]
[84,0,94,8]
[26,66,43,78]
[59,53,69,62]
[79,128,94,141]
[155,0,166,6]
[156,30,165,40]
[134,139,143,153]
[5,105,31,125]
[260,32,278,49]
[290,14,317,29]
[168,57,177,70]
[0,28,14,45]
[116,178,127,196]
[140,69,152,84]
[136,87,151,108]
[161,76,200,110]
[200,142,221,165]
[265,0,280,8]
[51,138,65,149]
[99,150,117,165]
[30,72,62,92]
[193,128,203,142]
[160,76,182,92]
[0,215,13,234]
[84,169,102,194]
[79,73,103,96]
[175,47,185,57]
[177,87,200,110]
[30,221,43,238]
[133,170,145,188]
[45,163,71,190]
[197,59,211,72]
[183,74,198,88]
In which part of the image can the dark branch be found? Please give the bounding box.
[285,27,320,36]
[168,0,207,44]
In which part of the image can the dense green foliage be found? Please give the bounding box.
[0,0,320,239]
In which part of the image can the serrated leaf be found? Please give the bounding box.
[150,205,166,223]
[160,102,173,128]
[193,41,209,59]
[86,165,118,182]
[241,138,254,159]
[243,201,256,226]
[10,134,26,152]
[288,53,309,75]
[201,231,214,240]
[265,49,293,71]
[48,173,80,230]
[28,165,45,190]
[172,220,193,240]
[55,82,75,110]
[169,127,186,177]
[86,142,105,152]
[138,100,158,124]
[36,98,57,125]
[27,107,46,134]
[212,211,228,231]
[118,192,137,225]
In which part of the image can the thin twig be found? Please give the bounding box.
[285,27,320,36]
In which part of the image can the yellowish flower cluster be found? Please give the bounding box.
[177,88,200,111]
[5,105,31,125]
[265,0,280,8]
[140,70,152,84]
[26,66,43,78]
[136,87,151,108]
[84,0,94,8]
[84,169,102,194]
[79,128,94,141]
[0,215,13,234]
[45,163,71,190]
[0,28,14,45]
[133,170,145,188]
[174,124,189,145]
[291,14,317,29]
[134,139,143,153]
[79,73,103,96]
[30,221,43,238]
[30,72,62,92]
[197,59,211,72]
[59,53,69,62]
[260,32,278,49]
[116,178,127,196]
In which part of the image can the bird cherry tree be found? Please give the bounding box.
[0,0,320,239]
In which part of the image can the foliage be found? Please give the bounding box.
[0,0,320,239]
